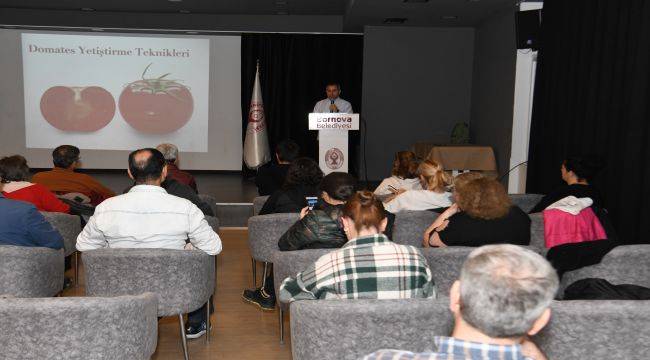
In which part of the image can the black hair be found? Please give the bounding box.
[275,139,300,163]
[128,148,166,184]
[283,157,323,189]
[325,82,341,89]
[563,156,604,182]
[319,172,357,201]
[52,145,80,169]
[0,155,30,183]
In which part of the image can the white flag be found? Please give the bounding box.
[243,61,271,169]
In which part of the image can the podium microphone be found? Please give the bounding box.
[330,99,335,113]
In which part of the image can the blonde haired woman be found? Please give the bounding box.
[384,159,452,213]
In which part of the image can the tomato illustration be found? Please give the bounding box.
[40,86,115,132]
[118,64,194,134]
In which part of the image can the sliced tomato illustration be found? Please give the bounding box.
[118,64,194,134]
[40,86,115,132]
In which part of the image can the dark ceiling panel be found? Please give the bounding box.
[0,0,347,15]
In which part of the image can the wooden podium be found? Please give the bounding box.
[308,113,359,174]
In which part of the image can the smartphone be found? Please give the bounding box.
[306,196,318,210]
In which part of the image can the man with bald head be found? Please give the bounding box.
[77,148,221,338]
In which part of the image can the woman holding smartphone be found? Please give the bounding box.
[259,157,323,215]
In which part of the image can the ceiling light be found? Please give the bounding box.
[383,18,408,24]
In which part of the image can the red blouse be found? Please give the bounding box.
[2,183,71,214]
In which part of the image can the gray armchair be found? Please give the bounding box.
[0,245,64,297]
[204,215,220,292]
[508,193,544,213]
[272,248,333,343]
[0,293,158,360]
[559,245,650,297]
[421,247,473,296]
[392,211,439,247]
[529,212,546,253]
[290,298,650,360]
[247,213,299,287]
[41,211,82,285]
[83,248,215,360]
[253,195,270,216]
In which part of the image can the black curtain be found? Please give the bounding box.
[527,0,650,244]
[241,34,363,163]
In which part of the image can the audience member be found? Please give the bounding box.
[0,193,63,249]
[259,157,323,215]
[384,159,452,212]
[424,177,530,247]
[76,148,222,339]
[278,172,357,251]
[279,191,434,302]
[255,139,300,196]
[32,145,115,206]
[243,172,357,310]
[529,156,604,213]
[365,244,557,360]
[156,143,198,193]
[0,155,69,213]
[374,151,422,197]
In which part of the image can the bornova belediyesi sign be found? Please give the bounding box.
[308,113,360,131]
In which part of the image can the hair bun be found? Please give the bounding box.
[357,190,376,207]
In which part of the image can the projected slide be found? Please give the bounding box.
[22,33,210,151]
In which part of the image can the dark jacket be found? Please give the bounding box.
[0,194,64,249]
[255,163,290,196]
[259,184,319,215]
[278,200,396,251]
[278,201,346,251]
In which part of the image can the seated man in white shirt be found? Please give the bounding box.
[76,147,222,339]
[313,82,353,114]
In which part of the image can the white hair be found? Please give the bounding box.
[459,244,559,338]
[156,143,178,162]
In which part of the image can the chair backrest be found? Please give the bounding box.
[290,298,650,360]
[559,245,650,296]
[83,248,214,316]
[529,212,546,253]
[253,195,270,216]
[0,245,64,297]
[0,293,158,360]
[392,211,439,247]
[247,213,299,262]
[421,247,474,296]
[508,193,544,213]
[204,215,220,233]
[40,211,81,257]
[198,194,218,217]
[291,298,452,360]
[272,248,332,309]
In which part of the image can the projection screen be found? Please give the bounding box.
[0,29,242,170]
